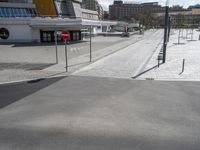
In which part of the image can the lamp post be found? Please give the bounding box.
[162,0,170,63]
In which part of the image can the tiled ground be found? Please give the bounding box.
[137,29,200,81]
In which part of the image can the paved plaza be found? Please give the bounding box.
[137,29,200,81]
[73,30,162,79]
[0,29,200,150]
[0,76,200,150]
[0,33,144,83]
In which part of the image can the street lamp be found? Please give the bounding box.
[162,0,170,63]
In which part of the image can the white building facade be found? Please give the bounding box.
[0,0,117,43]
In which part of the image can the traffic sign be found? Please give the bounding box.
[61,31,70,40]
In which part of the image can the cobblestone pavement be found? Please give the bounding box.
[137,29,200,81]
[73,30,163,79]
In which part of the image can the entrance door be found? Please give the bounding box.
[40,31,55,42]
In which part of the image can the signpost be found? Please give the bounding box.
[90,26,92,62]
[61,31,70,72]
[162,0,169,63]
[54,31,60,64]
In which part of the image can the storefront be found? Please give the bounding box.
[40,30,81,43]
[0,17,117,43]
[0,17,83,43]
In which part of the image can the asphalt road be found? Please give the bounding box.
[0,76,200,150]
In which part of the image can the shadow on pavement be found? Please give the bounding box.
[0,76,65,109]
[0,63,55,71]
[11,41,88,47]
[132,64,162,79]
[173,43,185,45]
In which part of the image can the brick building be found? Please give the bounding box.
[109,1,165,20]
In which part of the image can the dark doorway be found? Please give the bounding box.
[40,30,55,42]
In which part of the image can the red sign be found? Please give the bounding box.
[61,31,70,40]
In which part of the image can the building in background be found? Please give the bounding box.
[103,11,109,20]
[109,1,165,20]
[109,0,200,28]
[82,0,104,20]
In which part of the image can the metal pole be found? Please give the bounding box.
[191,28,194,40]
[54,30,58,64]
[181,29,184,38]
[186,28,188,38]
[167,16,171,42]
[182,59,185,73]
[90,25,92,62]
[163,5,169,63]
[64,40,68,72]
[178,29,181,44]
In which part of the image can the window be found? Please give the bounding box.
[0,7,38,17]
[0,8,3,17]
[2,8,8,17]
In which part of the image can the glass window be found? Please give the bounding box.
[19,8,23,17]
[13,8,18,17]
[0,8,3,17]
[0,7,38,17]
[3,8,8,17]
[26,8,31,16]
[22,8,28,17]
[7,8,12,17]
[32,9,37,15]
[6,8,10,17]
[11,8,16,17]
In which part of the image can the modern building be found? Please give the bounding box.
[0,0,117,43]
[103,11,109,20]
[82,0,104,20]
[0,0,39,17]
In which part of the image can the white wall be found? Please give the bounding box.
[92,27,97,35]
[31,28,40,42]
[0,25,39,43]
[96,26,102,33]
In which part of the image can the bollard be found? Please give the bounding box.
[182,59,185,73]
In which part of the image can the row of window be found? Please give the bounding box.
[0,7,39,17]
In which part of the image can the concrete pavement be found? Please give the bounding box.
[137,29,200,81]
[0,33,144,83]
[73,30,163,79]
[0,76,200,150]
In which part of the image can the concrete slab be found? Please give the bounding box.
[0,76,200,150]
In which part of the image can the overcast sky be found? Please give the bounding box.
[98,0,200,11]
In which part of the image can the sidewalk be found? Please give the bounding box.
[44,31,145,73]
[73,30,163,79]
[137,29,200,81]
[0,34,142,84]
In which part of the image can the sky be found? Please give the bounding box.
[98,0,200,11]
